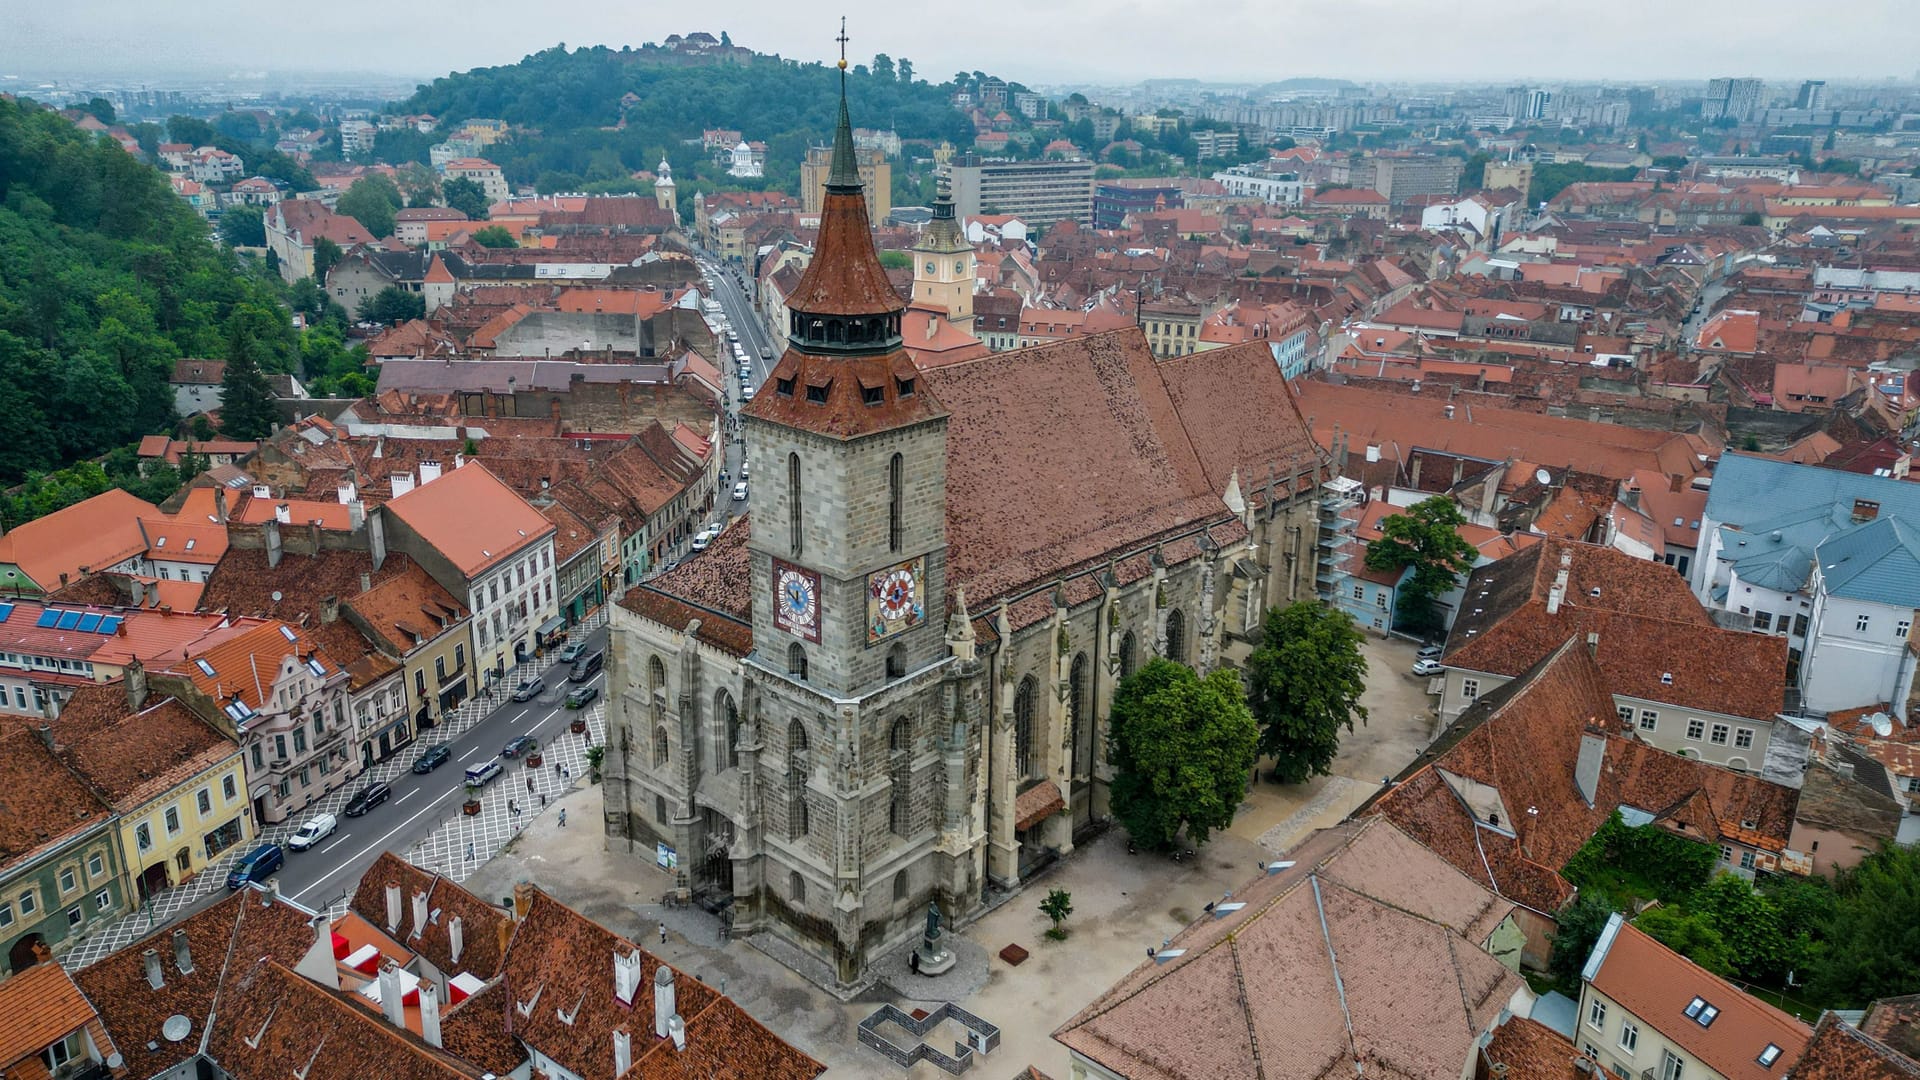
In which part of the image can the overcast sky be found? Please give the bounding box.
[7,0,1918,88]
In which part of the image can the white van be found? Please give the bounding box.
[464,761,503,787]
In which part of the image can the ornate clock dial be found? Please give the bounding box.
[773,561,820,642]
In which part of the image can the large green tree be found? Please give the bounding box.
[219,323,281,440]
[470,224,516,248]
[441,176,492,220]
[1807,845,1920,1006]
[336,174,403,240]
[1363,496,1478,636]
[1549,894,1618,990]
[220,204,266,247]
[1108,658,1258,850]
[1634,906,1735,976]
[311,236,343,283]
[1245,602,1369,784]
[358,286,425,326]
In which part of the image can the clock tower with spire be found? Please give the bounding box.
[910,180,975,332]
[733,23,980,988]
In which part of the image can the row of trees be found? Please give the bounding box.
[1107,602,1368,850]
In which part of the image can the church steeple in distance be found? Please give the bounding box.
[741,20,941,439]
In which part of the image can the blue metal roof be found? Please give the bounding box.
[1815,516,1920,607]
[1709,453,1920,528]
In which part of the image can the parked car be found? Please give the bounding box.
[569,651,604,681]
[732,481,749,501]
[287,814,337,852]
[690,529,713,552]
[342,781,393,817]
[565,685,600,709]
[464,761,504,787]
[502,735,538,759]
[738,461,748,481]
[1411,659,1446,677]
[1416,644,1445,661]
[741,386,755,401]
[557,640,588,664]
[411,744,452,774]
[511,677,544,702]
[227,843,285,890]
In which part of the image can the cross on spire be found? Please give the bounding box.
[836,17,849,72]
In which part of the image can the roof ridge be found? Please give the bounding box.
[1225,935,1264,1080]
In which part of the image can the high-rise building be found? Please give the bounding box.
[801,143,891,222]
[944,157,1095,228]
[1796,79,1828,111]
[1371,155,1464,204]
[1704,77,1767,122]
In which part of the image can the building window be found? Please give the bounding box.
[1659,1048,1685,1080]
[94,889,111,913]
[18,889,35,916]
[197,788,212,815]
[1618,1022,1638,1053]
[1900,620,1912,640]
[164,807,181,835]
[786,643,808,680]
[1857,613,1872,633]
[222,774,237,801]
[1735,728,1754,749]
[136,823,152,851]
[1740,850,1757,870]
[58,867,75,894]
[888,453,904,552]
[1686,719,1705,740]
[788,453,803,556]
[1461,678,1479,701]
[1587,999,1606,1031]
[1794,613,1809,636]
[789,871,806,904]
[43,1036,73,1071]
[1616,705,1633,724]
[1710,723,1729,745]
[1639,709,1658,731]
[65,905,82,929]
[1014,675,1038,779]
[1164,608,1186,663]
[0,901,10,927]
[652,727,669,768]
[292,729,307,754]
[87,853,103,879]
[1720,844,1734,862]
[1753,611,1771,631]
[1351,584,1364,601]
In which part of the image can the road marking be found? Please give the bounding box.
[316,834,352,856]
[458,744,480,761]
[287,789,465,903]
[398,788,419,803]
[539,708,559,726]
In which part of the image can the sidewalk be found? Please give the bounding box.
[61,611,608,970]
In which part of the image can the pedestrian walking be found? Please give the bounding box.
[660,922,668,945]
[465,841,474,861]
[558,808,567,827]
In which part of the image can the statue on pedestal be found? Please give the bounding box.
[913,899,956,975]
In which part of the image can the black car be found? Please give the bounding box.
[411,744,452,774]
[501,735,538,759]
[342,781,393,817]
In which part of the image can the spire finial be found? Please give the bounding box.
[826,17,861,192]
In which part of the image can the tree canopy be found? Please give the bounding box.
[441,176,491,220]
[1244,602,1369,784]
[336,174,403,240]
[1107,658,1258,849]
[1807,844,1920,1006]
[1363,496,1478,636]
[470,224,516,248]
[358,286,425,326]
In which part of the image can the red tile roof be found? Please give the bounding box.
[1477,1016,1585,1079]
[383,462,554,578]
[1589,920,1810,1080]
[1793,1012,1920,1080]
[0,489,159,591]
[50,682,237,810]
[158,617,335,711]
[0,961,110,1072]
[0,725,109,865]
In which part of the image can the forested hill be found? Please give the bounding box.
[0,95,291,490]
[391,43,976,192]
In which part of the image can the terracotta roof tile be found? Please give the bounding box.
[1792,1012,1920,1080]
[1477,1015,1585,1079]
[0,489,160,591]
[49,682,237,810]
[0,726,108,865]
[347,852,512,984]
[0,962,108,1071]
[383,462,555,578]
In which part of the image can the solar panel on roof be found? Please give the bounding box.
[98,616,123,635]
[55,611,82,630]
[76,614,102,633]
[35,610,59,627]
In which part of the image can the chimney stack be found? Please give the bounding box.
[360,571,372,594]
[127,659,149,712]
[348,500,367,531]
[34,723,53,751]
[653,966,676,1038]
[410,888,429,940]
[266,518,284,569]
[144,948,165,990]
[668,1014,687,1052]
[385,882,402,933]
[274,503,293,526]
[613,1029,633,1075]
[172,928,193,975]
[449,916,464,966]
[214,486,229,524]
[419,461,443,485]
[419,978,443,1047]
[512,881,536,922]
[321,595,339,624]
[377,960,407,1027]
[613,947,641,1005]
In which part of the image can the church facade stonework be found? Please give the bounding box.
[602,84,1328,994]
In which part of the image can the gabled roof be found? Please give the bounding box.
[158,617,335,711]
[0,725,109,865]
[205,958,481,1080]
[1585,918,1809,1080]
[50,682,237,811]
[1814,516,1920,608]
[1053,818,1523,1080]
[348,852,511,984]
[0,959,112,1072]
[0,489,160,591]
[1792,1012,1920,1080]
[382,462,554,579]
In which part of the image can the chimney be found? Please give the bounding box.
[360,571,372,594]
[377,960,406,1027]
[448,916,464,966]
[34,723,53,750]
[369,512,388,572]
[419,461,444,485]
[127,659,148,711]
[613,1029,633,1075]
[347,499,366,531]
[1586,631,1600,657]
[264,878,279,904]
[385,882,402,933]
[266,518,284,569]
[321,595,339,624]
[274,503,293,525]
[129,577,146,608]
[1574,732,1606,808]
[454,452,466,469]
[419,977,443,1047]
[144,948,165,990]
[613,947,641,1005]
[410,888,429,940]
[512,882,536,921]
[391,472,417,498]
[1443,403,1456,420]
[214,486,230,524]
[336,481,357,505]
[667,1014,686,1052]
[653,966,676,1038]
[172,928,194,975]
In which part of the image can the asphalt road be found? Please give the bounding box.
[695,249,773,521]
[271,627,609,910]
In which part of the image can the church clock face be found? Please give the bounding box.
[867,557,926,643]
[772,559,821,643]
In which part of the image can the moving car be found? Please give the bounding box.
[732,481,749,501]
[565,685,600,709]
[411,744,452,774]
[1411,658,1446,677]
[760,345,772,359]
[342,781,393,817]
[227,844,285,890]
[287,814,337,852]
[569,651,604,681]
[740,386,755,401]
[502,735,538,758]
[690,529,714,552]
[557,640,589,664]
[464,761,503,787]
[511,677,544,702]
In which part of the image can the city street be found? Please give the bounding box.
[695,248,776,521]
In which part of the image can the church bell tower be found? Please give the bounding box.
[910,181,975,331]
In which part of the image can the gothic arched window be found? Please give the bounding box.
[787,453,803,556]
[1070,652,1090,772]
[887,452,904,552]
[787,642,808,680]
[652,727,669,768]
[648,655,666,694]
[1014,675,1038,779]
[1119,630,1137,681]
[717,690,740,770]
[1165,608,1186,664]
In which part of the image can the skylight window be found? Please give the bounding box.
[195,659,216,677]
[279,625,297,642]
[1685,997,1706,1018]
[1698,1004,1718,1026]
[306,658,326,678]
[1758,1044,1781,1066]
[185,538,196,551]
[153,536,165,548]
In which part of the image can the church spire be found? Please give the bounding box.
[827,17,861,192]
